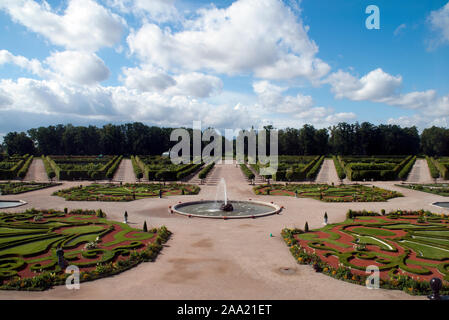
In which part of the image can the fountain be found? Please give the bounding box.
[0,200,27,209]
[215,178,234,212]
[171,178,280,219]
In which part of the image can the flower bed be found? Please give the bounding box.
[53,183,200,201]
[0,208,171,291]
[253,183,402,202]
[397,183,449,196]
[0,182,61,195]
[282,209,449,295]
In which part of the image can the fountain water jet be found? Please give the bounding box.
[215,178,233,211]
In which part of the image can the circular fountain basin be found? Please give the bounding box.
[0,200,27,209]
[432,202,449,209]
[172,200,281,219]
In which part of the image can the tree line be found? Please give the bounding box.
[1,122,448,156]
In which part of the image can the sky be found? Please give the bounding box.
[0,0,449,138]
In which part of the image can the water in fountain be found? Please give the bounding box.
[214,178,227,207]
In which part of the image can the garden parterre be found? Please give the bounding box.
[337,155,416,181]
[253,183,402,202]
[0,208,171,291]
[53,183,200,201]
[251,155,324,181]
[0,182,61,195]
[44,155,122,181]
[133,155,203,181]
[283,209,449,295]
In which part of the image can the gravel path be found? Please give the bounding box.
[24,158,49,182]
[0,163,439,300]
[315,159,340,185]
[113,159,136,183]
[406,159,433,183]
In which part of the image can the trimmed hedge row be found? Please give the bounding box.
[198,162,215,179]
[176,163,203,180]
[42,156,56,180]
[0,155,29,180]
[284,156,321,181]
[306,156,325,180]
[398,156,416,180]
[46,155,120,180]
[240,164,255,180]
[432,157,449,179]
[345,155,414,181]
[131,156,143,180]
[333,156,346,179]
[106,156,123,179]
[426,156,440,179]
[17,155,33,179]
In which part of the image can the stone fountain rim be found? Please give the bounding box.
[171,199,281,219]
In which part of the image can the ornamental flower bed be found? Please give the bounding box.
[0,208,171,291]
[282,209,449,295]
[0,182,61,195]
[53,183,200,202]
[254,183,402,202]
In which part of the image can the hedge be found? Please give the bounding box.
[426,156,439,179]
[398,156,416,180]
[0,156,27,180]
[131,156,143,180]
[333,156,346,179]
[198,162,215,179]
[432,157,449,180]
[345,155,414,181]
[176,163,203,180]
[17,155,33,179]
[42,156,56,180]
[240,164,255,180]
[47,156,120,180]
[106,156,123,179]
[306,156,325,180]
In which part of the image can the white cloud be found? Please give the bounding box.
[168,72,223,98]
[429,1,449,46]
[0,0,126,51]
[0,77,258,129]
[127,0,330,81]
[394,23,406,36]
[251,80,356,126]
[45,51,110,85]
[107,0,179,23]
[121,67,223,98]
[325,68,402,101]
[253,80,314,113]
[0,49,46,77]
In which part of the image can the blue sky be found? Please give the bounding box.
[0,0,448,137]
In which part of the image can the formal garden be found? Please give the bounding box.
[397,183,449,196]
[0,154,33,180]
[42,155,123,181]
[132,155,203,181]
[243,155,325,181]
[333,155,416,181]
[0,182,60,195]
[253,183,402,202]
[282,209,449,295]
[0,208,171,291]
[426,156,449,180]
[53,183,201,201]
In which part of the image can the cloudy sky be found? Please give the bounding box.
[0,0,448,137]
